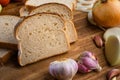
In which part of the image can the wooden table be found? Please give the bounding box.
[0,2,120,80]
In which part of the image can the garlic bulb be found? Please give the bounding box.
[93,0,120,27]
[77,51,102,73]
[49,59,78,80]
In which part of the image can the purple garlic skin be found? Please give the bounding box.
[49,59,78,80]
[107,69,120,80]
[77,51,102,73]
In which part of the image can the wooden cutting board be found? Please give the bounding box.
[0,2,120,80]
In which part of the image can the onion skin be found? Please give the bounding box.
[92,0,120,28]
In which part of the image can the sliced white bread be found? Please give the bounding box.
[29,3,78,43]
[29,3,73,20]
[19,6,29,17]
[65,20,78,43]
[15,13,70,66]
[0,15,21,50]
[0,49,14,64]
[25,0,76,11]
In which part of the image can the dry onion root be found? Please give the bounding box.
[76,0,97,12]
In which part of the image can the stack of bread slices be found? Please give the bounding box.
[0,0,78,66]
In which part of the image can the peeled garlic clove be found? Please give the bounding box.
[0,5,2,13]
[103,27,120,41]
[49,59,78,80]
[105,35,120,66]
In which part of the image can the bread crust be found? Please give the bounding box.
[0,15,21,50]
[29,3,73,20]
[29,3,77,43]
[18,30,70,66]
[66,20,78,43]
[25,1,75,11]
[16,13,70,66]
[15,12,66,38]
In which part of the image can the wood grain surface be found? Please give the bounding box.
[0,2,120,80]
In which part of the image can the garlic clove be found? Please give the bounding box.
[105,35,120,66]
[49,59,78,80]
[93,35,104,48]
[81,51,96,60]
[103,27,120,41]
[107,69,120,80]
[78,63,91,73]
[81,57,100,70]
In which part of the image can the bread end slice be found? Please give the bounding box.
[65,20,78,43]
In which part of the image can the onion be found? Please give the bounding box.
[88,11,106,31]
[92,0,120,28]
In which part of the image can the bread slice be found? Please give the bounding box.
[19,6,29,17]
[25,0,76,11]
[0,15,21,50]
[29,3,78,43]
[29,3,73,20]
[0,49,14,64]
[65,20,78,43]
[15,13,70,66]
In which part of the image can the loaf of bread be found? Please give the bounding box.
[0,15,21,50]
[25,0,77,11]
[29,3,78,43]
[15,13,70,66]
